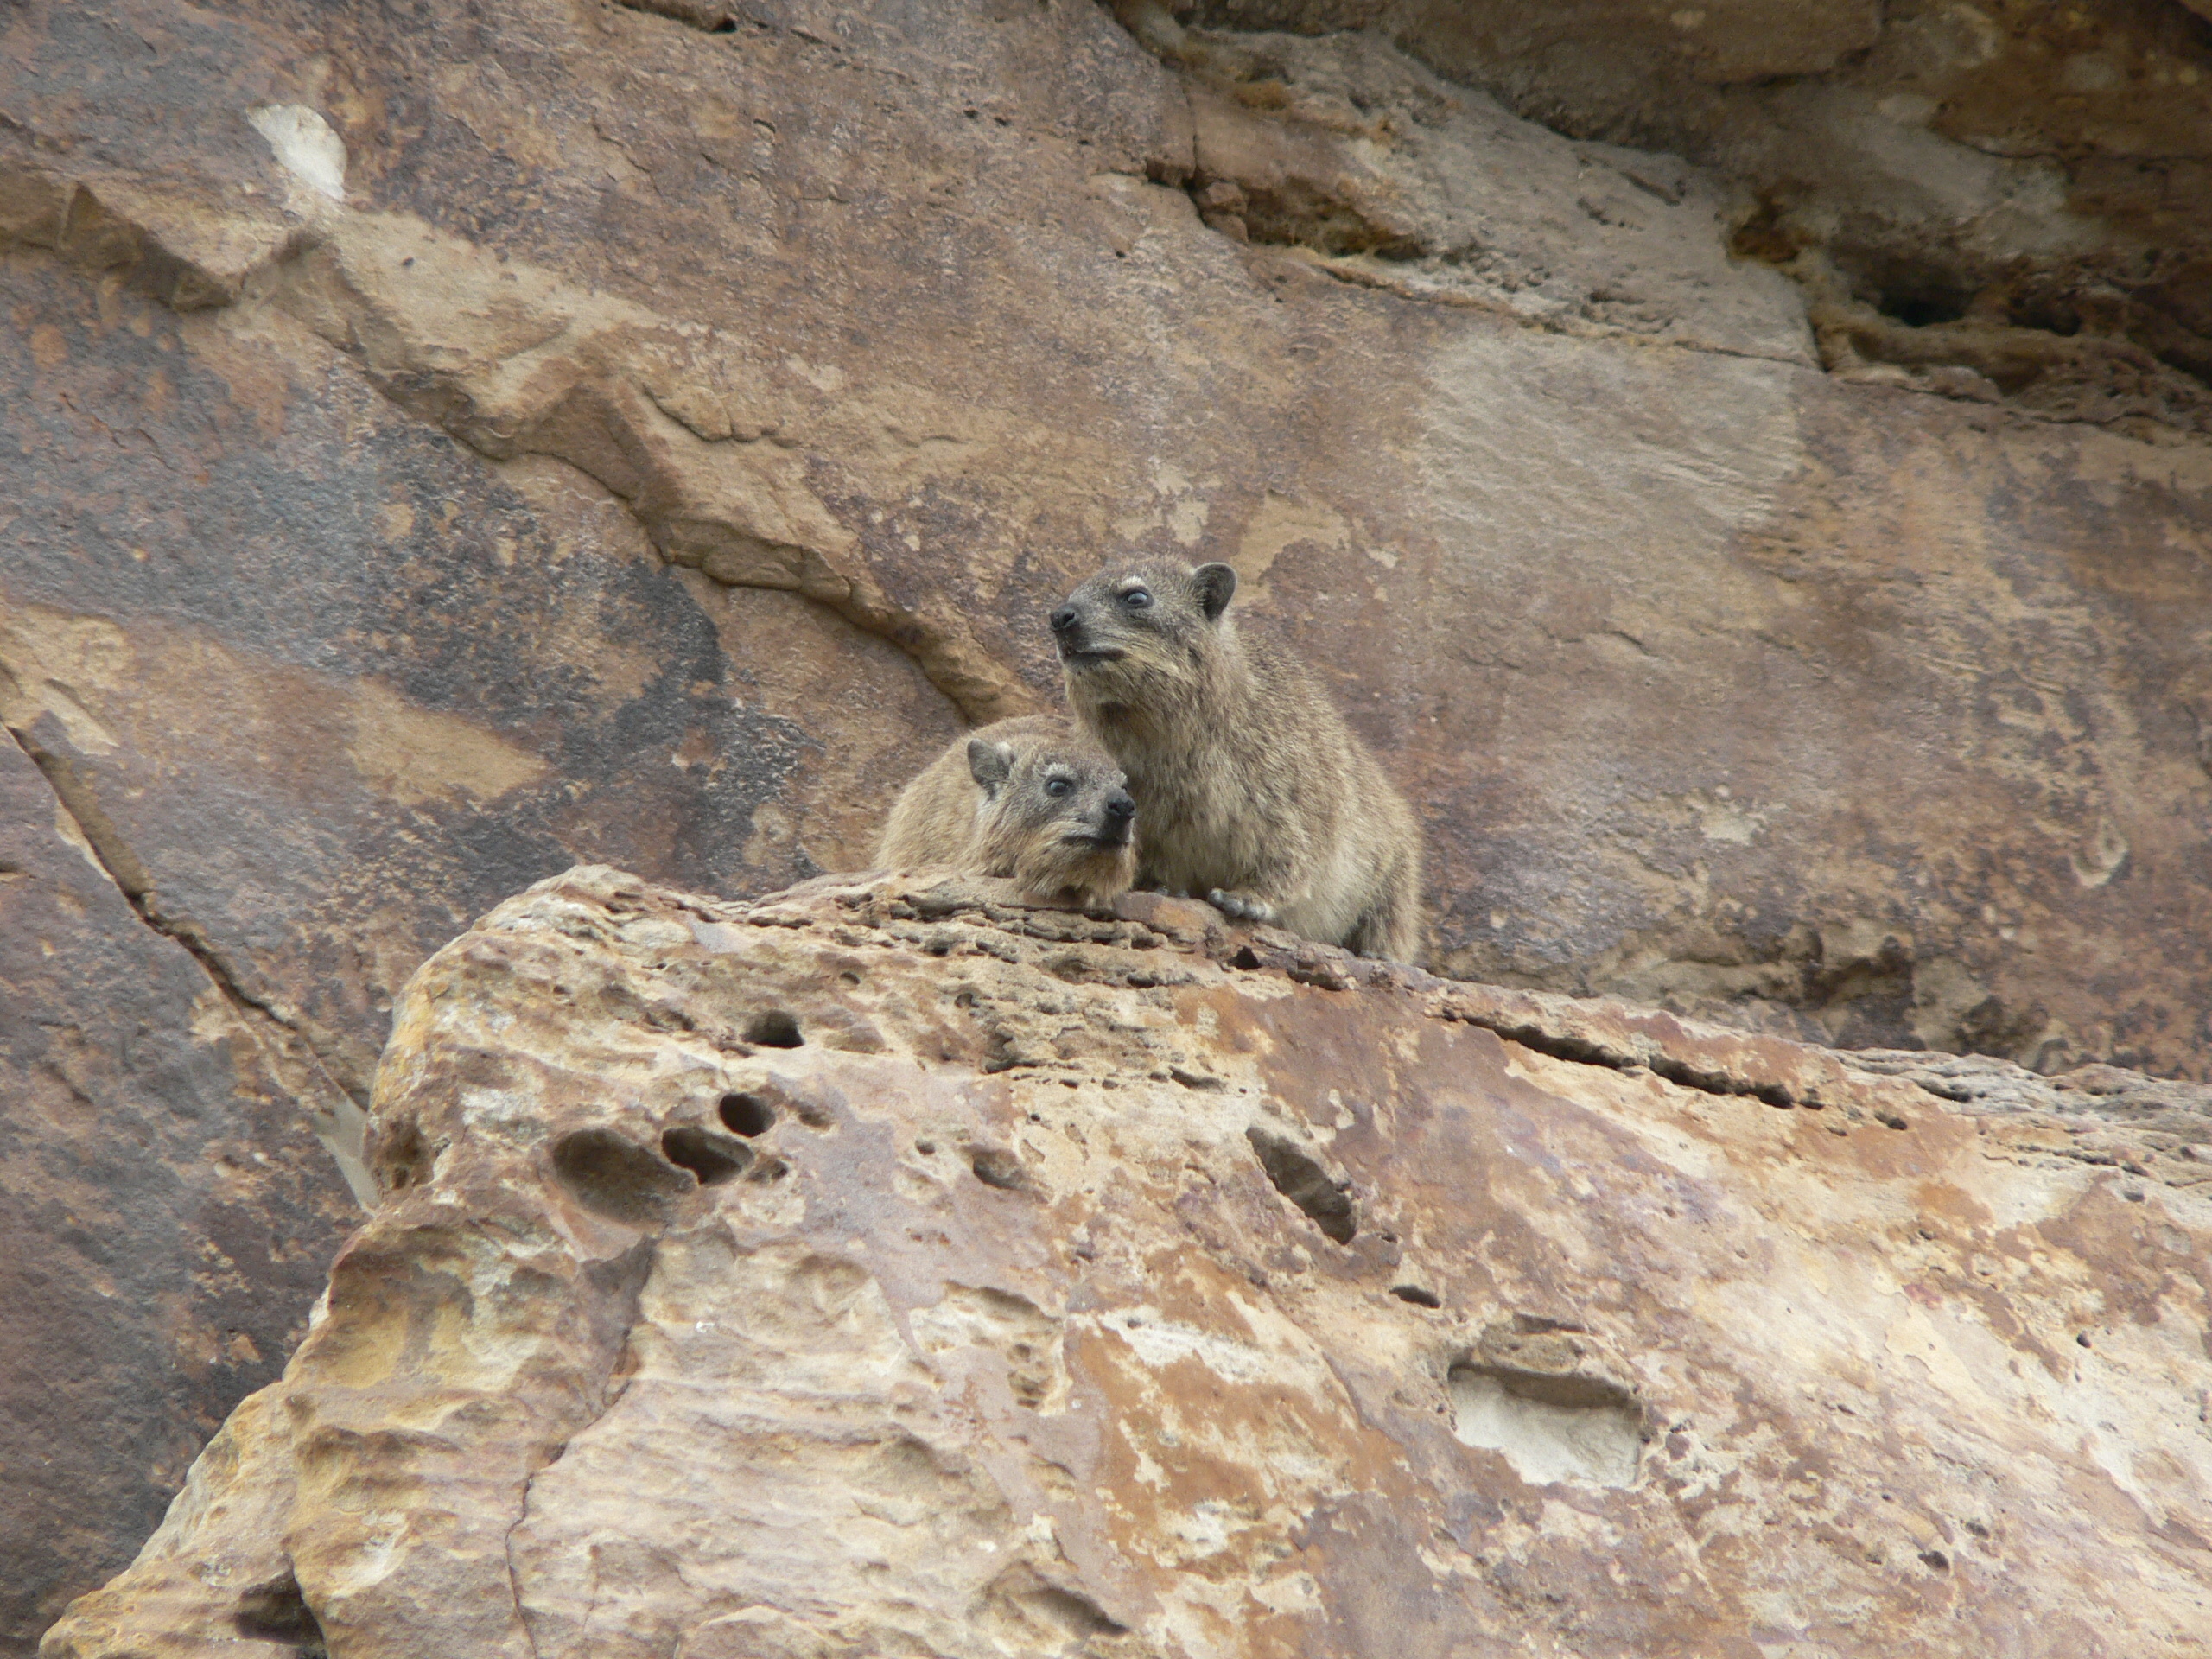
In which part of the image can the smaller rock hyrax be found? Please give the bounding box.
[875,715,1139,907]
[1051,559,1423,961]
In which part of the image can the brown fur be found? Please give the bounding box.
[874,715,1139,907]
[1052,559,1424,961]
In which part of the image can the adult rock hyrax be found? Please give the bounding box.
[874,715,1139,907]
[1051,559,1424,961]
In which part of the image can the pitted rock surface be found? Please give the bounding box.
[6,0,2212,1635]
[43,868,2212,1657]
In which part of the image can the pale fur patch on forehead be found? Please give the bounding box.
[1113,575,1150,595]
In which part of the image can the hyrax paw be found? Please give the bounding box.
[1207,888,1278,926]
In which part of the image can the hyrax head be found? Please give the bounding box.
[968,722,1138,906]
[1050,559,1238,705]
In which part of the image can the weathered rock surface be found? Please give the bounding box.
[0,735,359,1647]
[3,0,2207,1086]
[5,0,2212,1640]
[42,868,2212,1656]
[1182,0,2212,435]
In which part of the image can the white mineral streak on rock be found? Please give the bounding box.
[246,105,347,203]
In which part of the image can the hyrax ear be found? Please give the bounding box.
[1192,563,1237,623]
[967,737,1015,791]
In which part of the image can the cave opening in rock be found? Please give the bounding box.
[1874,284,1970,330]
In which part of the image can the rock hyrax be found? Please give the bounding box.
[1052,559,1423,961]
[875,715,1139,907]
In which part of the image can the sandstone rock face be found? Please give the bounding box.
[1186,0,2212,433]
[5,0,2212,1640]
[3,0,2206,1087]
[42,869,2212,1657]
[0,736,359,1647]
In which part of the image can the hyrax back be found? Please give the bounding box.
[1051,559,1424,961]
[874,715,1139,907]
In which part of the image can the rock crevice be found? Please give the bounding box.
[0,719,374,1205]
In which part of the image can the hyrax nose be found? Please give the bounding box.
[1049,605,1078,634]
[1104,791,1135,823]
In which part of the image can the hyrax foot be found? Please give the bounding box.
[1208,888,1280,927]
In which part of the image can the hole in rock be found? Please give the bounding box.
[1021,1583,1128,1637]
[616,0,737,29]
[1448,1363,1643,1488]
[551,1128,691,1227]
[234,1572,327,1656]
[661,1125,752,1185]
[745,1009,804,1047]
[375,1116,433,1192]
[1390,1285,1442,1308]
[1878,285,1971,329]
[719,1092,777,1136]
[970,1147,1029,1191]
[1866,258,1973,329]
[2005,292,2082,338]
[1245,1127,1355,1243]
[1496,1312,1580,1338]
[980,1562,1129,1641]
[1228,944,1263,970]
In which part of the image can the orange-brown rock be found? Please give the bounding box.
[7,0,2212,1638]
[3,0,2209,1096]
[1183,0,2212,434]
[42,868,2212,1656]
[0,737,359,1648]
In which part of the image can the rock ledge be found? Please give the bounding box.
[44,868,2212,1657]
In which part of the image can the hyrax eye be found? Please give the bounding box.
[1122,588,1152,608]
[1045,777,1072,797]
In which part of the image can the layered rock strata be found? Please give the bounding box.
[43,868,2212,1657]
[1175,0,2212,436]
